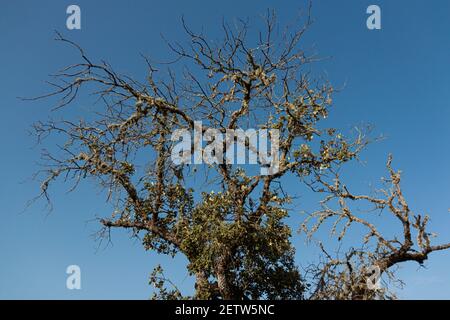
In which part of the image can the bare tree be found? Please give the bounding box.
[302,155,450,299]
[28,9,449,300]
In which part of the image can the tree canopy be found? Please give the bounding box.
[30,9,450,300]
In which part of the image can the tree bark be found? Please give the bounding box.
[215,251,239,299]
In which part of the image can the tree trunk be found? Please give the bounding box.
[215,251,239,299]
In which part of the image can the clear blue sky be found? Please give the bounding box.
[1,0,450,299]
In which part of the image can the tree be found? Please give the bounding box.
[29,9,450,300]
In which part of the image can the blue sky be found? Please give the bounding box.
[1,0,450,299]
